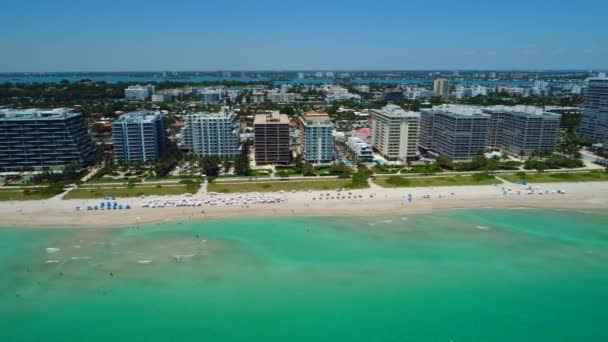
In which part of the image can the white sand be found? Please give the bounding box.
[1,181,607,228]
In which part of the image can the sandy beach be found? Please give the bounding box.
[0,180,606,228]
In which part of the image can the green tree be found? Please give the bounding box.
[276,170,289,179]
[200,156,221,177]
[302,162,315,176]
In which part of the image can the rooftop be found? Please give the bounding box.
[354,128,373,135]
[115,111,163,123]
[484,105,560,118]
[188,107,236,119]
[302,112,332,125]
[423,104,488,118]
[372,104,420,118]
[254,111,289,125]
[0,108,81,121]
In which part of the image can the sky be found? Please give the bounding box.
[0,0,607,72]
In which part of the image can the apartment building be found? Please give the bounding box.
[420,105,490,161]
[371,105,420,162]
[181,107,240,157]
[0,108,95,171]
[299,112,334,163]
[254,111,291,165]
[112,111,166,162]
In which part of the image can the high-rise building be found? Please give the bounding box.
[254,112,291,165]
[485,105,561,156]
[299,112,334,163]
[371,105,420,162]
[433,78,450,96]
[420,105,490,161]
[112,111,166,163]
[181,107,240,157]
[0,108,96,171]
[580,76,608,146]
[124,84,155,101]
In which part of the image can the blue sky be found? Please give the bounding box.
[0,0,606,71]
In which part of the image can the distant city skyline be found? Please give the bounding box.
[1,0,607,72]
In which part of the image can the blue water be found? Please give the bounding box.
[1,209,607,341]
[0,75,269,84]
[0,75,582,86]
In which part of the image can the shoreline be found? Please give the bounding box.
[1,181,607,229]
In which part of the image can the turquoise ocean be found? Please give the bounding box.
[1,209,607,341]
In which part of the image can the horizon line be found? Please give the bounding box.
[0,68,606,74]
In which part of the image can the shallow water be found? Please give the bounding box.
[1,209,607,341]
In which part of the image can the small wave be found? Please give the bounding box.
[137,260,153,264]
[46,247,60,253]
[71,256,92,261]
[174,254,195,261]
[401,217,408,221]
[368,223,376,227]
[74,245,81,249]
[381,220,393,224]
[45,260,60,264]
[475,226,490,230]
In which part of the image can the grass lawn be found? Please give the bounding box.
[274,167,301,176]
[63,185,196,199]
[208,179,363,193]
[502,171,608,183]
[374,174,497,188]
[0,189,52,201]
[371,166,402,174]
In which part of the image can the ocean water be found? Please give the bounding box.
[1,209,607,342]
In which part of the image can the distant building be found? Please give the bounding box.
[151,93,172,103]
[251,91,267,104]
[383,89,404,102]
[200,89,223,104]
[124,84,155,101]
[299,112,334,163]
[112,111,166,163]
[354,84,370,93]
[0,108,95,171]
[485,105,561,156]
[254,112,291,165]
[371,105,420,162]
[347,137,374,163]
[433,78,450,97]
[453,86,473,99]
[420,105,490,161]
[404,89,434,100]
[181,107,240,157]
[580,76,608,146]
[269,91,296,103]
[324,85,361,102]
